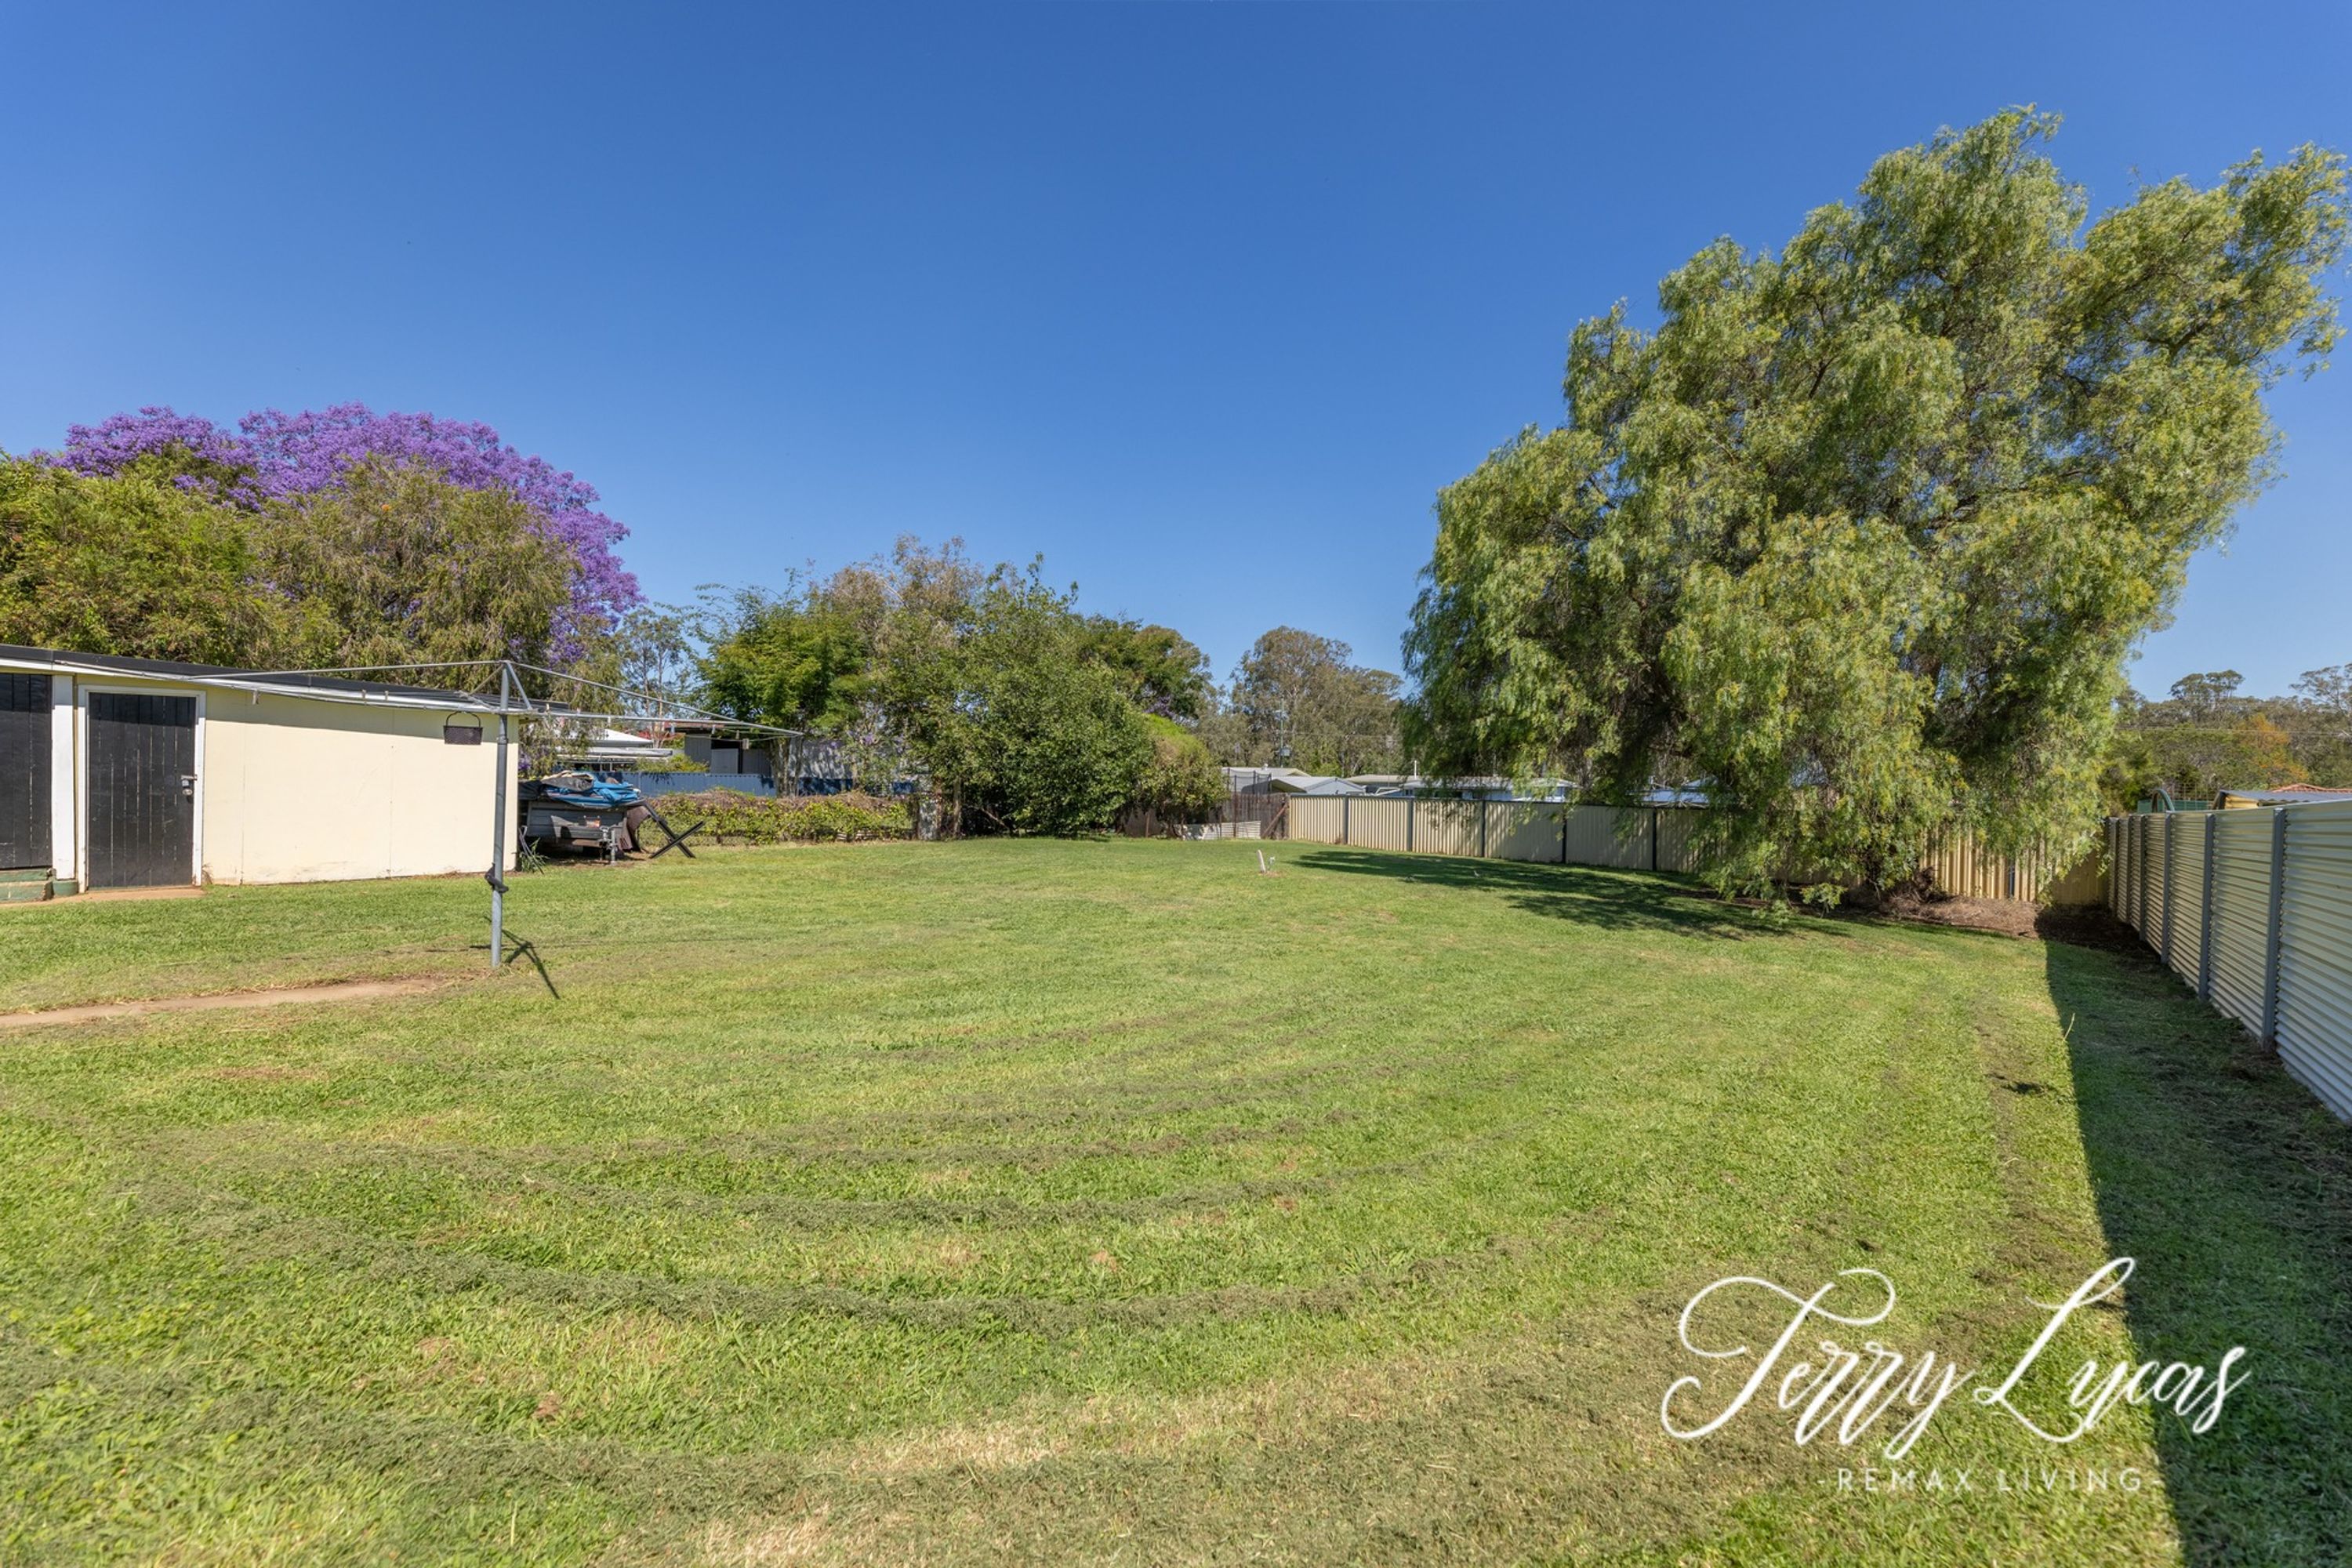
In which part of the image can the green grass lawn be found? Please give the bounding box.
[2,840,2347,1565]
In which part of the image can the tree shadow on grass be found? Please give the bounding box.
[2045,935,2352,1563]
[1285,846,1770,940]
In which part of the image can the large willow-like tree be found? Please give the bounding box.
[1405,111,2346,894]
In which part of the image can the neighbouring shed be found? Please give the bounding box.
[0,644,515,893]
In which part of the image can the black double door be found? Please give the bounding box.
[87,693,197,888]
[0,674,50,870]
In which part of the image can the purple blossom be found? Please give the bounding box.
[50,407,260,501]
[49,403,641,655]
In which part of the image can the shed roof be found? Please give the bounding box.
[0,644,791,731]
[0,643,508,713]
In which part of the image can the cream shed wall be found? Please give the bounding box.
[195,689,514,884]
[39,673,513,887]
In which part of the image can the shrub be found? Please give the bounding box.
[1129,717,1225,822]
[656,788,913,844]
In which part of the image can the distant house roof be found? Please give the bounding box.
[1222,766,1363,796]
[2216,785,2352,808]
[572,728,673,763]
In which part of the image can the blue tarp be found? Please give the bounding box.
[522,778,645,811]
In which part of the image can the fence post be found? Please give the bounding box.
[1479,800,1490,859]
[1651,808,1661,872]
[1406,799,1414,854]
[2261,807,2288,1049]
[1559,803,1569,865]
[1341,795,1350,846]
[2161,814,2177,971]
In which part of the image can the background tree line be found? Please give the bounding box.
[2,409,1403,835]
[2105,666,2352,805]
[666,542,1406,831]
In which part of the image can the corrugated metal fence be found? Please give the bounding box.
[1285,795,2098,904]
[1287,797,1710,876]
[2108,802,2352,1121]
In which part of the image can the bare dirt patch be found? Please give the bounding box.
[1862,891,2143,949]
[0,975,459,1031]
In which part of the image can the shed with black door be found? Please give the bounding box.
[0,644,516,895]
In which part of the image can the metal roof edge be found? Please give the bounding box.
[0,643,504,711]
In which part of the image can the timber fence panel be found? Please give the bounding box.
[2276,801,2352,1119]
[2209,809,2273,1036]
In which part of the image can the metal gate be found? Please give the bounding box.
[86,693,197,888]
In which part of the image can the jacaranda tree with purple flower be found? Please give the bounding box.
[53,404,639,655]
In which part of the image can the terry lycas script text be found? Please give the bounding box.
[1660,1259,2246,1460]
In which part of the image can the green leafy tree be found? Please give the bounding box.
[2098,723,2161,815]
[1405,110,2347,892]
[0,457,275,664]
[1078,617,1212,720]
[1224,627,1402,777]
[2167,670,2246,724]
[2295,663,2352,715]
[2106,665,2352,795]
[2291,664,2352,783]
[698,582,873,731]
[252,458,575,672]
[884,570,1152,834]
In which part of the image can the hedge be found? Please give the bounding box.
[656,789,914,844]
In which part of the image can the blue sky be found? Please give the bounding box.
[5,2,2347,699]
